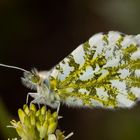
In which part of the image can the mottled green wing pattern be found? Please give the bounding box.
[50,31,140,108]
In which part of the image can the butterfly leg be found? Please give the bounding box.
[26,92,43,108]
[26,92,39,104]
[26,92,30,104]
[55,101,63,119]
[56,101,60,114]
[29,95,45,106]
[26,92,38,104]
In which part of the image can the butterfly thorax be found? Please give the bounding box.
[36,80,60,108]
[22,69,60,108]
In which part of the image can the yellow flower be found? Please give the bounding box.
[9,104,73,140]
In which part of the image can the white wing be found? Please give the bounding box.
[50,31,140,109]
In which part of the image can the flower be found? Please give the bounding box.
[9,104,73,140]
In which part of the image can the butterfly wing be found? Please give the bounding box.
[50,31,140,108]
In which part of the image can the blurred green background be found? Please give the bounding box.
[0,0,140,140]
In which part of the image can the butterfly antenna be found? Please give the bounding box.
[0,63,29,73]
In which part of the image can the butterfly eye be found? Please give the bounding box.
[22,70,41,90]
[30,74,40,84]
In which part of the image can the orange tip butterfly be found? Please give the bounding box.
[1,31,140,112]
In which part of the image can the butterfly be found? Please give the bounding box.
[1,31,140,110]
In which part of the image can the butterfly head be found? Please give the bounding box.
[22,68,43,90]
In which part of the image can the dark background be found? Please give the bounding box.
[1,0,140,140]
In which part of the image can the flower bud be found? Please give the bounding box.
[9,104,73,140]
[18,109,25,124]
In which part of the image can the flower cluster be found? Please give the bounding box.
[9,104,73,140]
